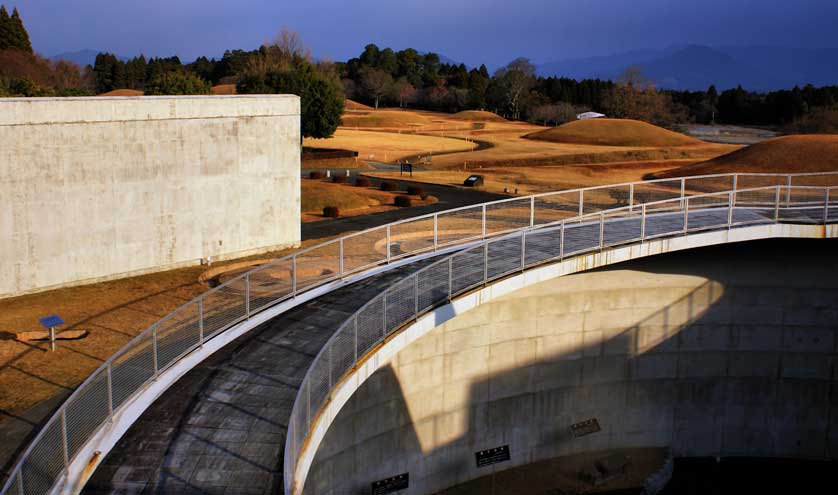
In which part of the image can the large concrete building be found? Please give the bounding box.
[0,95,301,297]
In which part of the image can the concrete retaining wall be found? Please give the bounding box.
[0,95,301,297]
[304,239,838,495]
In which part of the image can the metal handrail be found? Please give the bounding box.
[3,172,837,495]
[283,182,836,494]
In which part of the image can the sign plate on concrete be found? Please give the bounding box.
[475,445,511,468]
[570,418,601,438]
[371,473,409,495]
[38,315,64,328]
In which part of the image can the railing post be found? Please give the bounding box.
[578,190,584,217]
[353,318,358,362]
[559,221,565,259]
[521,232,526,269]
[481,204,487,239]
[433,214,438,251]
[483,244,489,283]
[16,470,23,495]
[599,212,605,250]
[629,183,635,212]
[291,255,297,297]
[152,325,159,376]
[683,198,689,234]
[732,174,738,193]
[382,292,388,337]
[529,196,535,227]
[386,225,392,263]
[824,188,830,224]
[198,298,204,346]
[60,409,69,474]
[106,361,114,421]
[728,192,734,227]
[774,185,781,222]
[641,204,647,240]
[328,344,332,389]
[339,238,344,277]
[680,177,686,208]
[786,175,792,206]
[414,274,419,316]
[245,273,251,319]
[448,258,453,299]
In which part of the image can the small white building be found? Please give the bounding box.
[577,111,606,120]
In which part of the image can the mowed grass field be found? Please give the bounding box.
[303,128,477,163]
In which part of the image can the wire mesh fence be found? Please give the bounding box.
[5,174,838,495]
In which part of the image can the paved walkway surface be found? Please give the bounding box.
[82,258,440,495]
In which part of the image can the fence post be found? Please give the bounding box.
[521,232,526,270]
[433,214,438,251]
[578,190,584,217]
[529,196,535,227]
[481,205,487,239]
[386,225,392,263]
[106,361,114,421]
[448,258,453,299]
[774,186,781,222]
[683,198,689,234]
[198,298,204,346]
[728,192,734,227]
[245,273,251,319]
[641,204,647,241]
[598,212,605,250]
[61,409,69,474]
[152,325,159,376]
[559,221,565,259]
[291,255,297,297]
[339,238,344,277]
[786,174,792,206]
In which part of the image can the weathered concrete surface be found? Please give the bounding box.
[81,258,440,495]
[304,239,838,495]
[0,96,301,297]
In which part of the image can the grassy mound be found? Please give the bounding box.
[98,89,143,96]
[649,135,838,178]
[450,110,507,122]
[341,110,431,128]
[301,180,377,213]
[211,84,236,95]
[345,99,373,110]
[527,118,700,147]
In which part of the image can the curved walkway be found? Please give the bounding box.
[83,257,441,495]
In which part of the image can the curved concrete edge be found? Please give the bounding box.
[47,238,477,495]
[290,223,838,495]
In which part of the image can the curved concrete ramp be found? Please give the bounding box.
[82,260,439,495]
[303,239,838,495]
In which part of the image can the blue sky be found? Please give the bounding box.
[7,0,838,67]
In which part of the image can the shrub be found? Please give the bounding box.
[323,206,340,218]
[406,184,425,196]
[380,181,397,191]
[332,175,348,184]
[354,176,372,187]
[309,171,324,179]
[394,195,413,207]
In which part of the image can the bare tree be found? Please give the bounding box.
[493,57,536,120]
[360,68,393,109]
[603,67,686,125]
[389,77,417,107]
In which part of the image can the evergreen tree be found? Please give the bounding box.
[145,70,210,95]
[10,7,32,53]
[0,5,11,50]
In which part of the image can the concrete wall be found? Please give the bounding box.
[304,239,838,495]
[0,95,301,297]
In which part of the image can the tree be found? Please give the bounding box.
[492,57,536,120]
[602,67,684,125]
[9,7,31,54]
[144,70,211,95]
[360,68,393,109]
[390,77,416,107]
[93,53,121,93]
[529,102,580,126]
[0,6,11,50]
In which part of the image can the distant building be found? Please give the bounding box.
[577,111,606,120]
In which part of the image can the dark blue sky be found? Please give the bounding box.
[8,0,838,68]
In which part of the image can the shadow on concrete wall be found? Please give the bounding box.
[306,239,838,495]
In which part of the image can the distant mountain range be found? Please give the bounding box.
[538,45,838,91]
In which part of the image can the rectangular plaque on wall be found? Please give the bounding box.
[570,418,601,438]
[371,473,409,495]
[475,445,511,468]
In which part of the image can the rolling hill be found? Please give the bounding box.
[526,119,701,147]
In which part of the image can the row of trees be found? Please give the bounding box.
[0,5,31,53]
